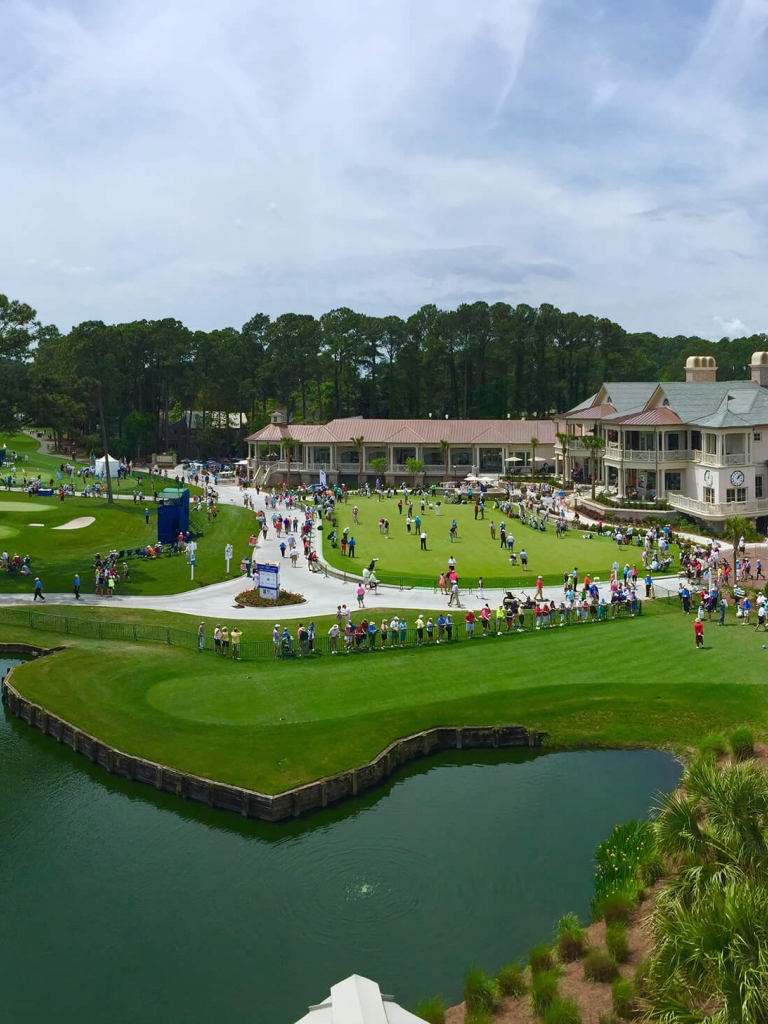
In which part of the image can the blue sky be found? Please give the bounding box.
[2,0,767,338]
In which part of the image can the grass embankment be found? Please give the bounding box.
[5,603,765,793]
[322,495,667,587]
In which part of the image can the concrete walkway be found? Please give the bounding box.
[0,480,651,620]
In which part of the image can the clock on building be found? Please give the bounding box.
[731,470,745,487]
[704,470,713,486]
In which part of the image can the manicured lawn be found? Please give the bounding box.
[321,494,666,587]
[0,491,258,595]
[6,605,765,793]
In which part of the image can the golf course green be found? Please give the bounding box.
[321,494,655,587]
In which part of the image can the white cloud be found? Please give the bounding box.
[1,0,767,340]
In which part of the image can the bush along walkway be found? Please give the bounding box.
[417,730,768,1024]
[0,601,641,662]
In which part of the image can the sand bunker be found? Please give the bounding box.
[53,516,96,531]
[28,523,45,527]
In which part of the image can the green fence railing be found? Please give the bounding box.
[0,601,640,661]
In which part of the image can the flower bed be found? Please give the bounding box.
[234,588,306,607]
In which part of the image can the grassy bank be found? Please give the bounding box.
[5,604,765,793]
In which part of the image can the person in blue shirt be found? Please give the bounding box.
[73,573,81,600]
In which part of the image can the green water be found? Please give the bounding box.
[0,659,681,1023]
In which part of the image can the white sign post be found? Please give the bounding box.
[224,542,233,575]
[190,549,196,581]
[256,562,280,601]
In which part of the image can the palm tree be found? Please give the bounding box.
[283,435,295,492]
[555,431,575,485]
[581,434,606,499]
[529,436,538,486]
[648,760,768,1024]
[351,435,365,491]
[369,456,387,499]
[439,439,451,484]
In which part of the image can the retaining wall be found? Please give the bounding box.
[1,650,544,823]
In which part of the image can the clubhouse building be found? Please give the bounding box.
[245,414,555,489]
[556,353,768,529]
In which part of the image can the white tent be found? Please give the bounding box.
[94,454,120,478]
[294,975,424,1024]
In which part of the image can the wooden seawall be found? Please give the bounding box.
[1,645,545,823]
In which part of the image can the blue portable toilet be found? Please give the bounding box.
[157,488,190,544]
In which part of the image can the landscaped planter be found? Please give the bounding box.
[234,588,306,607]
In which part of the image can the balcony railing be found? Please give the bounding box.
[667,493,768,518]
[724,453,747,466]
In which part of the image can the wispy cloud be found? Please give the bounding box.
[1,0,767,340]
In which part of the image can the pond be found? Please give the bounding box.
[0,659,681,1023]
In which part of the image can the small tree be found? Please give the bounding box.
[556,431,575,484]
[724,515,761,572]
[369,456,387,498]
[439,439,451,483]
[283,435,296,492]
[351,435,365,490]
[581,434,606,499]
[530,436,539,487]
[405,456,424,484]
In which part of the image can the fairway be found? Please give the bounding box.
[322,495,652,586]
[6,604,765,794]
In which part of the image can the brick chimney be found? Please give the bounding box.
[684,355,717,383]
[750,351,768,387]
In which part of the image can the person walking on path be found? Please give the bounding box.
[33,576,45,601]
[694,617,704,648]
[448,580,460,607]
[356,583,365,608]
[535,575,543,599]
[477,576,484,600]
[198,622,205,652]
[73,573,81,600]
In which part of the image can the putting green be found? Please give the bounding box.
[147,677,275,727]
[0,525,19,540]
[0,501,56,511]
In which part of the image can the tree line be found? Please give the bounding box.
[2,291,767,459]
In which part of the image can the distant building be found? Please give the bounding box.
[245,416,555,487]
[556,353,768,529]
[168,411,248,460]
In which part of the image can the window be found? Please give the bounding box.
[704,487,715,503]
[757,475,764,498]
[313,447,330,465]
[664,471,681,492]
[340,449,360,464]
[666,433,680,451]
[726,488,747,503]
[394,447,416,465]
[755,432,762,442]
[691,430,702,451]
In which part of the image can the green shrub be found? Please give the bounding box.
[591,821,653,919]
[633,958,650,997]
[498,962,527,998]
[605,921,630,963]
[603,891,636,925]
[463,967,497,1014]
[698,732,728,763]
[554,913,587,962]
[729,727,755,761]
[414,996,446,1024]
[637,851,665,886]
[464,1013,493,1024]
[583,948,619,983]
[612,977,636,1019]
[529,942,555,974]
[530,970,560,1015]
[544,998,582,1024]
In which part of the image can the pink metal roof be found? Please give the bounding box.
[610,407,682,426]
[246,417,555,445]
[563,404,617,421]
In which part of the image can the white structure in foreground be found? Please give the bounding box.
[294,974,424,1024]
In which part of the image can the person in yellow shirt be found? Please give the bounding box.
[230,626,242,660]
[221,625,230,658]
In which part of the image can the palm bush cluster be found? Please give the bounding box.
[648,759,768,1023]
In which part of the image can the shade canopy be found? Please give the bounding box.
[94,454,120,478]
[294,975,423,1024]
[505,455,523,463]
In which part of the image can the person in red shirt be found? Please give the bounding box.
[535,575,543,599]
[694,618,704,648]
[464,610,476,638]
